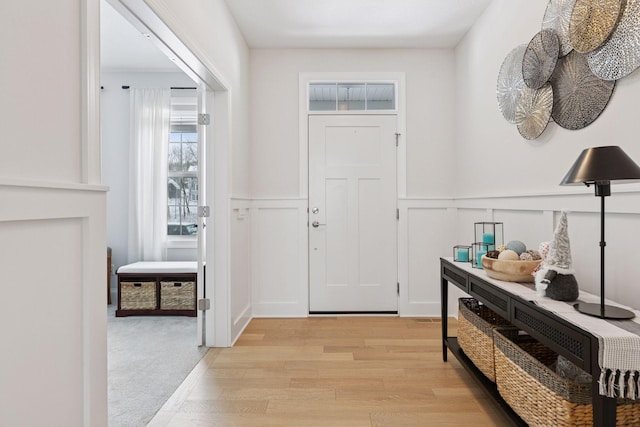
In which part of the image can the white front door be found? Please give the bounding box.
[309,115,398,313]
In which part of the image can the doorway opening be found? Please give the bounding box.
[101,0,204,329]
[100,0,232,423]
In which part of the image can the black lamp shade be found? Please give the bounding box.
[560,146,640,185]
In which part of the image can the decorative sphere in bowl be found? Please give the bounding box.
[498,249,519,260]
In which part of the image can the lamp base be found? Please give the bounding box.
[573,302,635,320]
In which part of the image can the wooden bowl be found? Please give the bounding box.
[481,256,541,282]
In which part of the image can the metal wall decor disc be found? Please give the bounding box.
[523,29,560,89]
[569,0,625,53]
[496,44,527,124]
[588,0,640,80]
[516,83,554,140]
[550,51,615,130]
[542,0,577,56]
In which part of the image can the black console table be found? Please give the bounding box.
[440,257,617,427]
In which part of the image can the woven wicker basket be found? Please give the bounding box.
[160,281,195,310]
[120,281,156,310]
[493,329,640,426]
[458,298,518,382]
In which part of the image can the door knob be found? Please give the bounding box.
[311,221,326,228]
[312,207,319,214]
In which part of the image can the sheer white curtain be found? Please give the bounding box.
[128,88,171,262]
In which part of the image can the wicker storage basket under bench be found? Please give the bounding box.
[160,280,196,311]
[493,329,640,427]
[120,281,156,310]
[458,297,518,382]
[116,261,197,317]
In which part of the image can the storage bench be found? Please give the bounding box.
[116,261,197,317]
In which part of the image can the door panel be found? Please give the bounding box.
[309,115,398,312]
[326,178,349,285]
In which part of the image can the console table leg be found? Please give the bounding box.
[441,277,448,362]
[592,344,617,427]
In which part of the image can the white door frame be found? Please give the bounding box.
[103,0,233,346]
[298,72,407,315]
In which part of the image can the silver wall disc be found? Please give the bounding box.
[523,29,560,89]
[542,0,577,56]
[516,83,554,140]
[550,51,615,130]
[497,45,527,124]
[587,0,640,80]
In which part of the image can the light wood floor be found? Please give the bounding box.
[149,317,512,426]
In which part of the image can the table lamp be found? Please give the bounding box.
[560,146,640,319]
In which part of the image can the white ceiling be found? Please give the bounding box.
[224,0,493,49]
[100,0,493,71]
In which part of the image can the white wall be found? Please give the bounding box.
[451,0,640,311]
[456,0,640,195]
[249,49,456,316]
[248,11,640,317]
[250,48,455,198]
[101,71,198,282]
[0,1,107,425]
[1,2,82,183]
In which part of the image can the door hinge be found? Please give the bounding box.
[396,208,399,220]
[397,282,400,295]
[395,133,401,147]
[198,113,211,125]
[198,298,211,311]
[198,206,210,218]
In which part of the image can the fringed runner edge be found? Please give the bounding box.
[600,369,640,399]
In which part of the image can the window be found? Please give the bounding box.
[309,82,396,111]
[168,91,198,236]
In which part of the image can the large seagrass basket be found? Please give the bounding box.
[493,329,640,426]
[458,298,518,382]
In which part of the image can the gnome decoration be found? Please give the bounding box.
[534,211,579,301]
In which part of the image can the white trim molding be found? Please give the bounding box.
[82,0,102,185]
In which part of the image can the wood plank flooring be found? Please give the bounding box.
[149,317,512,426]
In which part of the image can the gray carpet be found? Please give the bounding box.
[107,303,208,427]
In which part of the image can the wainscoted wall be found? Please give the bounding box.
[230,198,252,341]
[1,0,108,423]
[249,198,308,317]
[453,189,640,313]
[0,182,107,425]
[245,190,640,319]
[398,199,455,316]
